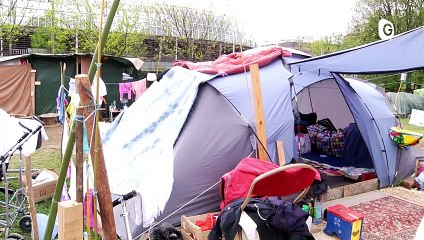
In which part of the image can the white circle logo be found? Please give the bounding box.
[378,19,395,40]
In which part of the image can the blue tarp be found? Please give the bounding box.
[289,27,424,75]
[288,27,424,187]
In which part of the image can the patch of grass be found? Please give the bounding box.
[1,147,61,239]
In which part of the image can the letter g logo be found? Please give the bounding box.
[378,19,395,40]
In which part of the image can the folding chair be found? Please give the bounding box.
[240,163,318,211]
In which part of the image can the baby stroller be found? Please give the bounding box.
[0,116,44,239]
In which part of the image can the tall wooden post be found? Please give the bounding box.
[24,155,39,240]
[76,74,117,240]
[250,64,268,160]
[75,108,84,203]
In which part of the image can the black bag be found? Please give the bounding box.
[299,112,318,125]
[317,118,337,132]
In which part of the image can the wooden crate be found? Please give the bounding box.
[181,212,217,240]
[181,212,241,240]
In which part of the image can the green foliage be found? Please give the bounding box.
[29,0,147,57]
[31,26,74,54]
[0,24,26,46]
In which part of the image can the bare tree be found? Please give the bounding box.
[143,2,241,61]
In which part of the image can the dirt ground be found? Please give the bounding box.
[43,124,63,150]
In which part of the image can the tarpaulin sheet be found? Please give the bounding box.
[0,64,32,116]
[174,46,292,75]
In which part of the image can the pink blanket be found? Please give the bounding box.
[174,46,292,75]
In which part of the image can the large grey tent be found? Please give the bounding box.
[104,29,424,237]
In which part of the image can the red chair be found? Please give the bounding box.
[240,163,318,211]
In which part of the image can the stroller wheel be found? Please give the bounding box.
[6,233,24,239]
[19,215,32,232]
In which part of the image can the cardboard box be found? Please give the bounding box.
[23,169,58,203]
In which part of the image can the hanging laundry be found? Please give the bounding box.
[131,79,147,100]
[56,88,69,124]
[119,82,132,102]
[69,78,77,96]
[91,75,107,105]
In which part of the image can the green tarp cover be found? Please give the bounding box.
[414,88,424,96]
[386,92,424,115]
[30,56,140,115]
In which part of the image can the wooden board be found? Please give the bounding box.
[276,141,286,166]
[343,178,379,198]
[322,178,379,201]
[250,64,268,160]
[58,200,83,240]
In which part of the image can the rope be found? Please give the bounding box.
[132,149,255,240]
[134,180,221,240]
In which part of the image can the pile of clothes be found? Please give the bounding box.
[208,198,314,240]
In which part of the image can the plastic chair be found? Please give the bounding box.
[240,163,318,211]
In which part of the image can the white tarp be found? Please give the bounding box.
[102,67,215,227]
[409,109,424,127]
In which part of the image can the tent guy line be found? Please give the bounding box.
[134,180,222,240]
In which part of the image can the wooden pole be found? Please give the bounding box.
[24,155,39,240]
[76,74,117,240]
[75,108,84,203]
[250,64,268,160]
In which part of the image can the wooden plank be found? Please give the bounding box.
[24,155,39,240]
[58,200,83,240]
[250,64,268,160]
[343,178,379,198]
[76,74,117,239]
[75,107,84,203]
[276,141,286,166]
[322,185,344,202]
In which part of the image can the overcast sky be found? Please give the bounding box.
[152,0,359,44]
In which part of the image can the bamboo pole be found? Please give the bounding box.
[92,1,106,238]
[43,122,76,240]
[87,0,121,83]
[44,1,121,239]
[76,74,117,240]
